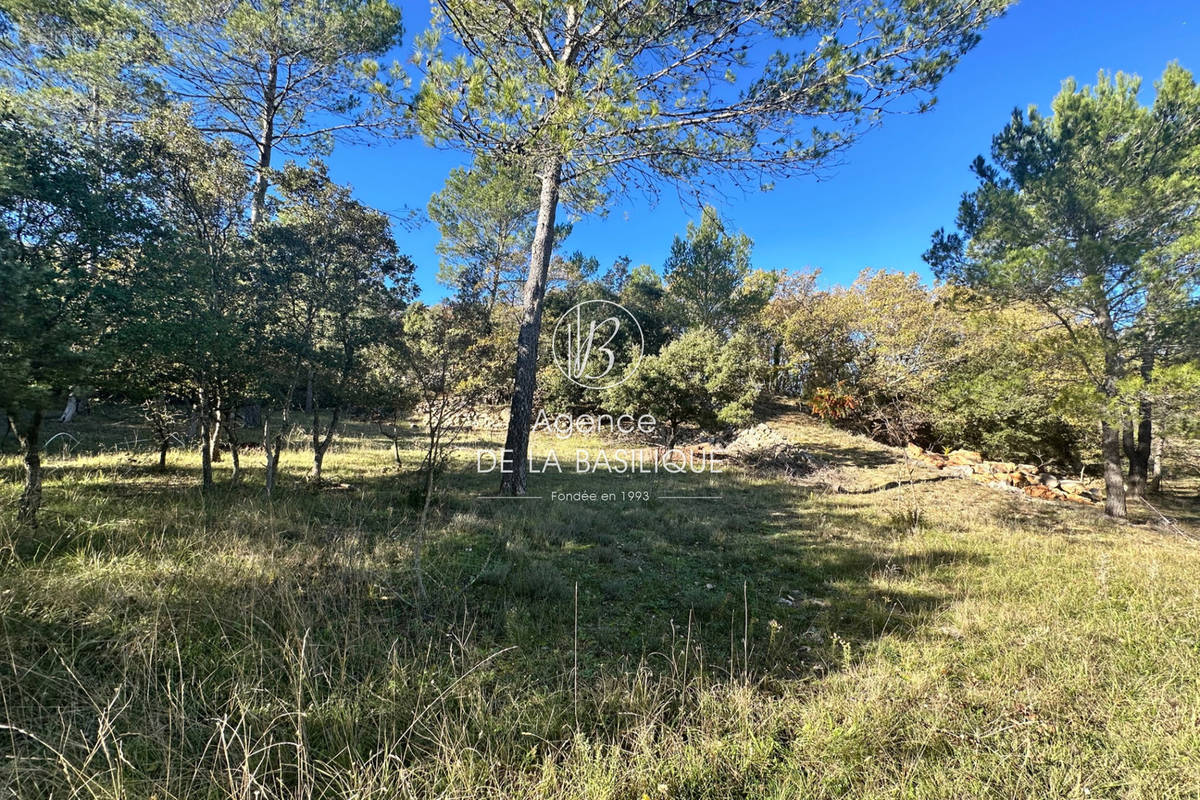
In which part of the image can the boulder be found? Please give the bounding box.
[905,443,924,458]
[944,465,974,478]
[1024,484,1059,501]
[1058,480,1087,496]
[948,449,984,465]
[1038,474,1060,489]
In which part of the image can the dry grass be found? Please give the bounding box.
[1,408,1198,798]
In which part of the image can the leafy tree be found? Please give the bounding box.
[153,0,404,223]
[604,328,765,446]
[415,0,1010,494]
[260,163,415,483]
[618,264,677,356]
[366,300,487,600]
[664,205,774,332]
[120,109,259,487]
[926,65,1200,517]
[429,157,563,307]
[0,112,152,526]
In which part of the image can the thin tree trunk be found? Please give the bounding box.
[59,392,78,423]
[309,406,340,483]
[499,156,562,496]
[1126,401,1152,498]
[228,423,241,484]
[249,59,278,226]
[1149,434,1163,493]
[210,397,223,463]
[159,438,169,470]
[199,392,213,488]
[264,415,284,498]
[1101,420,1127,519]
[12,409,43,528]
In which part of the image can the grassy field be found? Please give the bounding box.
[2,406,1199,798]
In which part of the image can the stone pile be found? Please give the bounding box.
[725,424,825,477]
[906,443,1102,505]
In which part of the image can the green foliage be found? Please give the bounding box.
[926,64,1200,396]
[0,0,162,130]
[415,0,1009,195]
[428,157,544,305]
[260,162,415,410]
[0,111,152,414]
[664,205,775,333]
[604,328,766,444]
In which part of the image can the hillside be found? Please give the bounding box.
[2,407,1199,798]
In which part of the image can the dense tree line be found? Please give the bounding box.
[2,0,1196,525]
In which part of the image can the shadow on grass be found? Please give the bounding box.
[1,430,987,792]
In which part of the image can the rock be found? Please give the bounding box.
[1017,464,1038,474]
[905,442,924,458]
[1058,480,1087,495]
[948,449,984,465]
[1024,484,1059,501]
[1062,493,1092,504]
[1009,471,1030,487]
[1038,474,1060,489]
[993,461,1017,473]
[944,465,974,478]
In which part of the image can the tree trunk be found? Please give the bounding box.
[264,415,284,498]
[210,398,223,463]
[199,392,213,488]
[1101,420,1127,519]
[11,409,44,528]
[228,424,241,484]
[158,438,169,470]
[1149,434,1163,494]
[309,406,339,484]
[1126,401,1152,498]
[59,392,78,423]
[499,157,562,496]
[249,59,278,226]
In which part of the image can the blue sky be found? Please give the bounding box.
[326,0,1198,301]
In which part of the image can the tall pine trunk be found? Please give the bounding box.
[499,157,562,496]
[1101,420,1127,519]
[11,409,44,528]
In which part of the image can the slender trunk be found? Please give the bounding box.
[249,59,278,226]
[415,442,435,603]
[210,398,223,463]
[1095,302,1126,519]
[12,409,43,528]
[59,392,78,423]
[1149,434,1163,494]
[1101,420,1127,519]
[264,414,284,498]
[499,156,562,495]
[309,406,339,483]
[1126,401,1152,498]
[199,392,213,488]
[159,438,169,470]
[228,424,241,484]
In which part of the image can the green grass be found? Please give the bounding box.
[1,407,1199,798]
